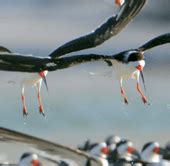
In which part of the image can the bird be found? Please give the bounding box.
[88,142,109,166]
[0,0,147,117]
[106,33,170,104]
[141,142,161,163]
[79,33,170,105]
[0,47,49,116]
[112,140,140,163]
[18,152,42,166]
[140,141,170,166]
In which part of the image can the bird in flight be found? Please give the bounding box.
[0,0,147,116]
[86,33,170,104]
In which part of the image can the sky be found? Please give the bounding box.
[0,0,169,161]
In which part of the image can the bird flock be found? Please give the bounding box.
[78,135,170,166]
[0,1,169,117]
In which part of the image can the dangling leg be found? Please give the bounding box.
[36,80,45,116]
[21,85,28,116]
[136,72,148,104]
[119,78,128,104]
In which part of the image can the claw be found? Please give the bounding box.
[142,96,148,104]
[124,97,128,104]
[23,106,28,117]
[39,105,45,116]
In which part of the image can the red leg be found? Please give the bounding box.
[120,87,128,104]
[119,78,128,104]
[21,86,28,117]
[137,83,147,104]
[37,82,45,116]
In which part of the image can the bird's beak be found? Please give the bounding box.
[140,70,146,91]
[42,76,48,92]
[31,159,40,166]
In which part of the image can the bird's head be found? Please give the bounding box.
[127,50,146,90]
[19,153,41,166]
[141,142,165,163]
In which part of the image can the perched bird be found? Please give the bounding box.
[141,142,170,166]
[105,135,121,163]
[141,141,161,163]
[18,152,42,166]
[89,142,109,166]
[109,139,140,164]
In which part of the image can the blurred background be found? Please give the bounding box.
[0,0,169,159]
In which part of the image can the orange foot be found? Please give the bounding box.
[39,105,45,116]
[142,96,148,104]
[123,97,128,104]
[23,106,28,117]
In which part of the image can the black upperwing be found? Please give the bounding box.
[49,0,147,59]
[0,50,50,72]
[0,127,102,166]
[138,33,170,52]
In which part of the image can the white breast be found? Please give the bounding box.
[110,60,137,80]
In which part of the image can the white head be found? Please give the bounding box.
[141,142,162,163]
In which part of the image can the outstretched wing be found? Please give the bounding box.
[49,0,147,59]
[0,127,102,166]
[0,47,50,72]
[138,33,170,51]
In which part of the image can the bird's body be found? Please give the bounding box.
[89,142,109,166]
[21,70,48,116]
[104,50,147,104]
[140,142,170,166]
[18,153,41,166]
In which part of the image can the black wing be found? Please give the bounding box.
[0,127,102,166]
[49,0,147,59]
[0,50,50,72]
[0,48,112,72]
[138,33,170,51]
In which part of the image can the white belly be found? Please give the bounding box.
[111,60,138,80]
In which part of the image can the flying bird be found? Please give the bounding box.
[0,0,147,117]
[49,33,170,105]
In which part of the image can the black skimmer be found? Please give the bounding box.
[105,135,121,163]
[49,0,146,59]
[18,152,42,166]
[88,142,109,166]
[58,33,169,105]
[140,142,164,164]
[109,140,139,164]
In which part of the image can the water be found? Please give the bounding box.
[0,0,169,159]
